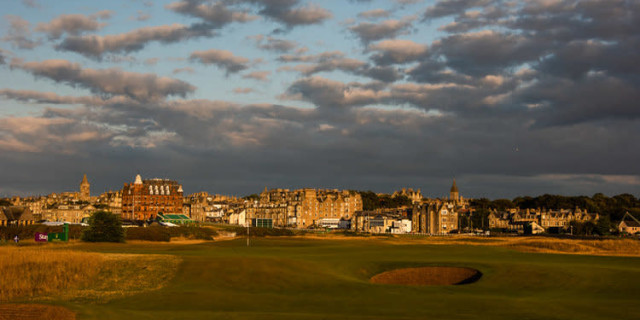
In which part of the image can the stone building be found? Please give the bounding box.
[250,188,362,228]
[121,175,184,221]
[0,206,34,226]
[96,190,123,216]
[43,204,95,223]
[412,202,459,234]
[488,208,599,233]
[80,174,90,202]
[392,188,423,204]
[351,208,412,233]
[619,212,640,234]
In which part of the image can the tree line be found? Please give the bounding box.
[470,193,640,222]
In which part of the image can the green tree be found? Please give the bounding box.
[82,210,125,242]
[595,215,613,236]
[491,199,515,211]
[357,191,380,211]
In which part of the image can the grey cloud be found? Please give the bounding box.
[3,15,40,49]
[278,50,402,83]
[361,66,403,83]
[349,17,415,43]
[56,24,214,59]
[35,12,110,39]
[240,0,332,29]
[278,50,344,63]
[281,57,366,76]
[0,89,139,106]
[21,0,40,8]
[358,9,391,19]
[0,48,8,65]
[189,49,250,74]
[433,30,544,76]
[3,0,640,199]
[11,59,196,102]
[283,75,520,115]
[283,76,390,109]
[166,0,256,28]
[423,0,496,19]
[144,57,160,65]
[173,67,196,74]
[0,116,114,154]
[368,39,428,65]
[517,74,640,126]
[406,0,640,125]
[242,70,270,81]
[3,95,638,198]
[168,0,331,30]
[233,87,254,94]
[249,34,298,52]
[395,0,422,4]
[133,11,152,22]
[0,69,638,199]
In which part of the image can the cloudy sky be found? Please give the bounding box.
[0,0,639,199]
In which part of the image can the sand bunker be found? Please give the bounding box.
[0,304,75,320]
[371,266,482,286]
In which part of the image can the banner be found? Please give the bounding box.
[35,232,48,242]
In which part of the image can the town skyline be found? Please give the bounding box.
[2,172,638,200]
[1,0,639,199]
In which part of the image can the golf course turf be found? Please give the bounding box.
[11,237,640,319]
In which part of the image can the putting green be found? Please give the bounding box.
[56,238,640,319]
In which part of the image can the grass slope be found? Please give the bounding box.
[33,238,640,319]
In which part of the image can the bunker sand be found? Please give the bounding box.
[371,267,482,286]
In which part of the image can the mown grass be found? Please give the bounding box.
[49,237,640,320]
[4,237,640,319]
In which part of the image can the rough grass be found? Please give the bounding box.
[386,235,640,257]
[0,246,180,303]
[503,238,640,256]
[0,304,76,320]
[370,266,481,286]
[0,247,104,301]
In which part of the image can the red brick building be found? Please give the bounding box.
[122,174,183,221]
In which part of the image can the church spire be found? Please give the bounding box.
[80,174,90,201]
[450,178,459,193]
[449,178,459,202]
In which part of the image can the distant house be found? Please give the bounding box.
[0,206,35,226]
[618,213,640,235]
[228,209,247,227]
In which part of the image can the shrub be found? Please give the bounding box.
[232,226,294,237]
[82,211,125,243]
[167,226,218,240]
[125,226,171,242]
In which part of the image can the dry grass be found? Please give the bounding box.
[374,235,640,257]
[60,253,181,302]
[0,246,180,303]
[0,247,104,302]
[371,267,481,286]
[505,238,640,256]
[0,304,75,320]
